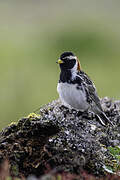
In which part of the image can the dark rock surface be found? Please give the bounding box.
[0,97,120,178]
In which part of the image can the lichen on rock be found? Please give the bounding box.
[0,97,120,178]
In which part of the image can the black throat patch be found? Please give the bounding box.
[59,70,82,85]
[59,70,72,83]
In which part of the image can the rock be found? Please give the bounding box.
[0,97,120,178]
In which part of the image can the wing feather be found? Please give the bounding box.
[77,71,103,111]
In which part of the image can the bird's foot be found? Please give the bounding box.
[80,110,94,119]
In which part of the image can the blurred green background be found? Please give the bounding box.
[0,0,120,130]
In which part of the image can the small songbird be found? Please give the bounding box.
[57,51,113,126]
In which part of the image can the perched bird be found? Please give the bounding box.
[57,51,113,126]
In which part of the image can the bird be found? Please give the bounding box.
[56,51,113,126]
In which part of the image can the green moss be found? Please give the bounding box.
[8,122,17,127]
[11,164,19,177]
[104,146,120,174]
[6,177,12,180]
[57,175,62,180]
[27,113,40,119]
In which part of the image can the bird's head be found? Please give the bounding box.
[57,52,81,72]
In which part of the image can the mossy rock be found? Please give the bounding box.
[0,97,120,178]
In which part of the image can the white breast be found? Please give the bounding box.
[57,82,89,111]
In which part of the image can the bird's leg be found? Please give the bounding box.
[88,111,96,119]
[77,110,84,117]
[81,109,94,119]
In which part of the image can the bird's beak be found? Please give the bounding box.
[56,59,64,64]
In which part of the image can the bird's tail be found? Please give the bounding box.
[96,112,113,126]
